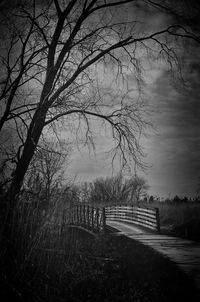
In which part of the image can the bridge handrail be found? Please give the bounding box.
[62,204,106,233]
[105,204,160,232]
[63,204,160,234]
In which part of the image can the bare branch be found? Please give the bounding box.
[54,0,62,16]
[89,0,135,14]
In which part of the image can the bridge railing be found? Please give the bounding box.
[105,205,160,232]
[63,204,160,234]
[62,204,106,233]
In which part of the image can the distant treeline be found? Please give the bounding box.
[146,195,200,204]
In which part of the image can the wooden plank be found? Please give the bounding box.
[106,210,156,218]
[106,211,157,222]
[108,217,157,230]
[108,205,156,215]
[132,207,156,215]
[106,209,157,221]
[106,215,157,228]
[106,208,156,216]
[129,212,157,223]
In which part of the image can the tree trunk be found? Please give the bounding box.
[2,106,47,278]
[9,109,47,201]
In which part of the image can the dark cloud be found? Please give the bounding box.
[148,45,200,196]
[145,0,200,31]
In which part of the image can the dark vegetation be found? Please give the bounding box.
[1,178,200,301]
[1,221,199,302]
[139,200,200,242]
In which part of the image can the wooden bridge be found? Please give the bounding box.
[62,204,200,290]
[62,204,160,234]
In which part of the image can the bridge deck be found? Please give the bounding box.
[107,220,200,290]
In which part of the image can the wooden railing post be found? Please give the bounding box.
[79,205,81,225]
[156,207,160,233]
[72,206,74,224]
[102,207,106,233]
[79,205,82,225]
[91,207,94,231]
[74,205,76,224]
[87,206,90,229]
[71,207,73,224]
[76,205,79,225]
[83,205,86,227]
[73,206,75,224]
[96,208,99,232]
[131,204,133,222]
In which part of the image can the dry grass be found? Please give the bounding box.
[154,202,200,224]
[139,200,200,241]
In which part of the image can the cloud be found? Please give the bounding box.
[144,45,200,197]
[68,148,121,183]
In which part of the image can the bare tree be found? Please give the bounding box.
[24,139,70,203]
[88,173,149,204]
[89,177,113,204]
[0,0,198,206]
[89,174,123,204]
[126,175,149,202]
[79,181,92,203]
